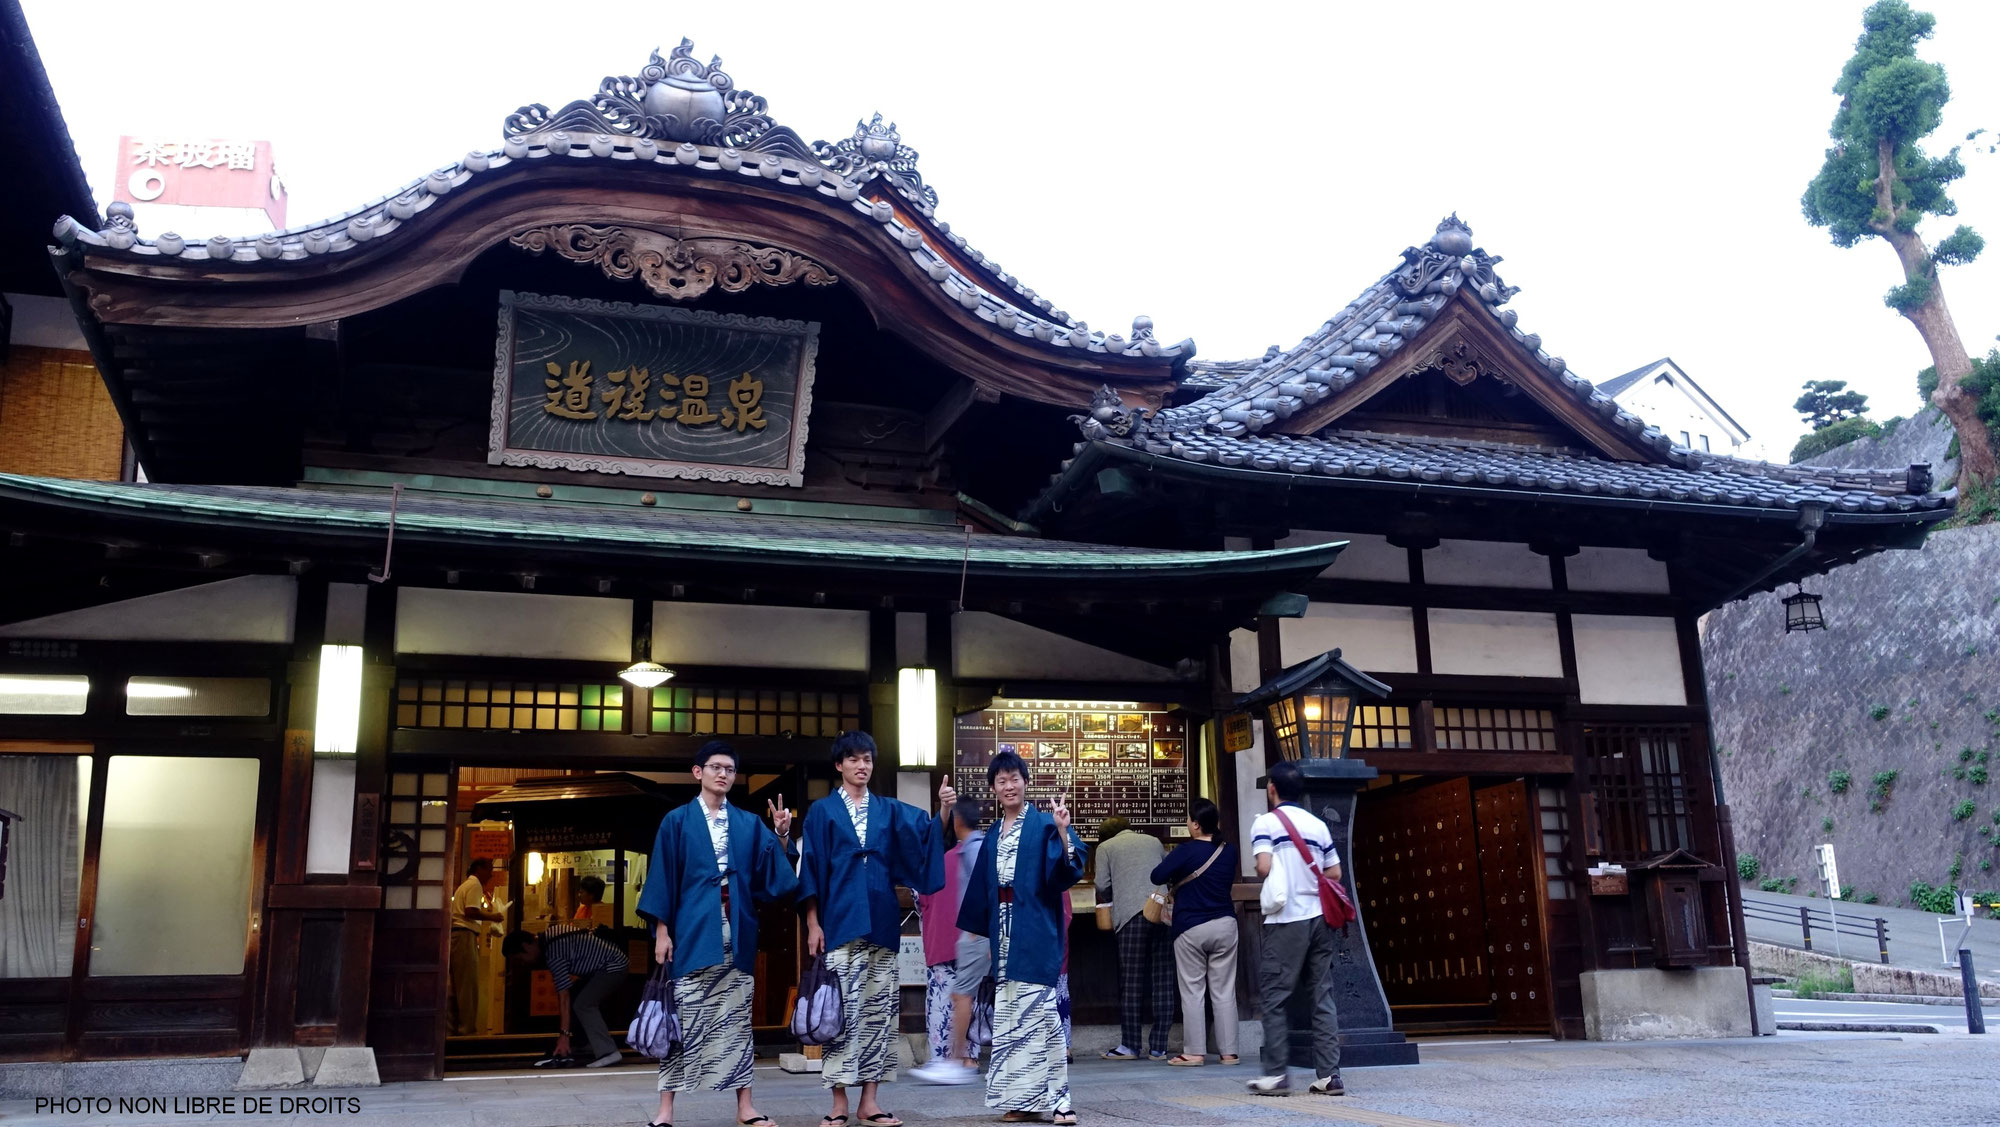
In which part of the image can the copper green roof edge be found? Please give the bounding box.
[300,466,965,528]
[0,474,1344,576]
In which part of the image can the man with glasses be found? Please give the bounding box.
[638,740,799,1127]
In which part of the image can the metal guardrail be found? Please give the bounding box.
[1742,895,1890,964]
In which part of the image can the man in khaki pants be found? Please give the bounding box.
[449,858,504,1035]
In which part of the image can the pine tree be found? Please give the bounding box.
[1802,1,1994,498]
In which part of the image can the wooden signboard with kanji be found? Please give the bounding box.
[489,290,820,486]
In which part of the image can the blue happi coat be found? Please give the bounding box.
[956,805,1087,987]
[637,798,798,977]
[796,791,946,951]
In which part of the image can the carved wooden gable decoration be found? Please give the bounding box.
[1276,295,1663,463]
[1142,216,1678,467]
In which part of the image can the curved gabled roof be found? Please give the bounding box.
[48,41,1189,391]
[1152,214,1670,454]
[1046,215,1954,526]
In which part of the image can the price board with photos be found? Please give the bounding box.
[954,701,1191,841]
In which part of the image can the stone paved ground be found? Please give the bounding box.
[6,1034,1999,1127]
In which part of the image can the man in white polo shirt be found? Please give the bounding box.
[1245,759,1344,1098]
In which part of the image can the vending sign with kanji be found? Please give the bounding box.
[489,291,820,486]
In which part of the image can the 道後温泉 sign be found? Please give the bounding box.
[489,290,820,486]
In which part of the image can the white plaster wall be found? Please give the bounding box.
[1275,530,1409,582]
[896,771,932,810]
[1280,603,1419,673]
[1427,609,1564,677]
[1573,615,1687,705]
[0,574,297,643]
[396,589,630,661]
[1567,547,1672,594]
[1228,628,1262,692]
[954,612,1174,681]
[1231,722,1268,878]
[305,759,358,875]
[654,603,869,671]
[1423,539,1552,589]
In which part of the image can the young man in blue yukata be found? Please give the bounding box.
[798,731,956,1127]
[638,739,799,1127]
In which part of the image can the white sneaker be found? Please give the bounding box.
[585,1050,624,1068]
[909,1060,976,1085]
[1246,1073,1291,1097]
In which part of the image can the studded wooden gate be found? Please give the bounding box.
[1473,780,1551,1030]
[1357,775,1557,1033]
[1355,778,1489,1023]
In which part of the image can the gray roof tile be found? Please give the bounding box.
[1075,215,1951,520]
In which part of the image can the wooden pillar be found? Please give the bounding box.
[258,580,391,1050]
[927,609,955,791]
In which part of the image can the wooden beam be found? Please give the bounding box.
[265,884,383,910]
[1358,750,1573,775]
[923,378,983,451]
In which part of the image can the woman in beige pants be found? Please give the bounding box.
[1149,799,1241,1064]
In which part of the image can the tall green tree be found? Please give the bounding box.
[1802,0,1994,497]
[1793,379,1871,430]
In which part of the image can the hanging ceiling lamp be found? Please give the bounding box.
[617,661,676,688]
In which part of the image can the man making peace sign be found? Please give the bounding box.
[797,731,956,1127]
[956,749,1088,1126]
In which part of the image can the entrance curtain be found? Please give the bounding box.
[0,755,84,978]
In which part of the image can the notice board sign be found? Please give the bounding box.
[489,290,820,486]
[467,827,514,862]
[954,701,1190,841]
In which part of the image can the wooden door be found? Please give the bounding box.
[366,768,455,1081]
[744,766,802,1026]
[1472,780,1552,1031]
[1354,778,1490,1023]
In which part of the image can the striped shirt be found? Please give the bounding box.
[1250,804,1339,925]
[539,922,628,993]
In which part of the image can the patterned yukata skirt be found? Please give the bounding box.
[925,962,956,1062]
[822,940,899,1087]
[655,963,756,1092]
[1057,972,1072,1048]
[984,980,1070,1113]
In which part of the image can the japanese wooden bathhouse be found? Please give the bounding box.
[0,41,1954,1080]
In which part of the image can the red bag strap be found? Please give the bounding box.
[1271,807,1320,872]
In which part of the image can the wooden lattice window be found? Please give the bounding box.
[1350,704,1414,750]
[1582,724,1694,863]
[382,771,452,910]
[1536,785,1574,900]
[394,679,626,732]
[1435,706,1557,751]
[650,685,863,738]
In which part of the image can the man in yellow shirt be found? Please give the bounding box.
[450,858,505,1035]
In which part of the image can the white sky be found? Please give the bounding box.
[24,0,2000,458]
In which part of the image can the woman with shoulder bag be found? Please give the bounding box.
[1147,799,1240,1066]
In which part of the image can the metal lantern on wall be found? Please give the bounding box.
[1236,649,1392,761]
[1781,585,1825,634]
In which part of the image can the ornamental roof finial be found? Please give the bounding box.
[1428,213,1474,256]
